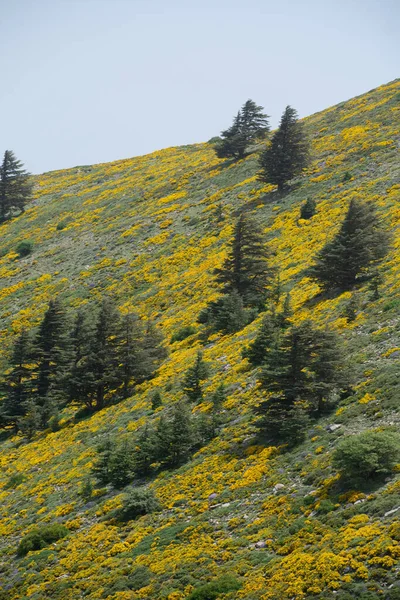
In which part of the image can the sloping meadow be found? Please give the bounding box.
[0,79,399,599]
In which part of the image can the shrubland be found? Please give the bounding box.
[0,79,399,599]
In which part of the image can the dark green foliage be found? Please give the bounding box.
[214,212,274,309]
[155,401,193,467]
[183,351,210,402]
[342,171,352,182]
[309,199,390,291]
[243,307,281,367]
[368,271,384,300]
[16,240,33,257]
[133,424,157,476]
[300,197,317,219]
[79,478,93,502]
[259,105,309,192]
[84,298,121,411]
[116,486,160,521]
[33,298,71,424]
[170,325,197,343]
[214,100,269,160]
[343,295,358,322]
[56,220,68,230]
[17,399,41,439]
[202,291,250,334]
[4,473,25,489]
[17,524,69,556]
[260,320,346,415]
[333,430,400,483]
[0,329,34,429]
[187,574,241,600]
[92,438,135,488]
[151,390,162,410]
[0,150,32,222]
[256,399,310,445]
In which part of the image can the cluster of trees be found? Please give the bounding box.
[0,298,167,436]
[0,150,32,222]
[214,100,269,160]
[213,100,310,193]
[92,385,225,489]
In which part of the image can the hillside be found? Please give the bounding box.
[0,79,399,600]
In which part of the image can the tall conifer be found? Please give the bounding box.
[259,106,309,192]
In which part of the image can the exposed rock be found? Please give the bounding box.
[327,424,342,432]
[208,493,218,502]
[273,484,285,493]
[384,506,400,517]
[255,541,267,548]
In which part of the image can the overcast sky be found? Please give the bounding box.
[1,0,398,174]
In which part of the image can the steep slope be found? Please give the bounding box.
[0,79,399,600]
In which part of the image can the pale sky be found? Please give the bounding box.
[1,0,398,174]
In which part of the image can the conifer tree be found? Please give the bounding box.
[136,321,168,382]
[300,197,317,219]
[151,390,162,410]
[0,150,32,222]
[84,299,121,411]
[183,351,210,403]
[259,321,345,415]
[243,307,282,367]
[309,199,390,291]
[68,309,95,407]
[214,212,274,309]
[0,329,33,429]
[133,424,157,476]
[166,401,193,467]
[215,100,269,160]
[18,399,41,439]
[33,298,71,424]
[118,312,145,398]
[92,438,115,486]
[259,106,309,192]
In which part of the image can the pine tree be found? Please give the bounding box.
[215,100,269,160]
[84,299,121,411]
[259,106,309,192]
[259,321,345,415]
[137,321,168,382]
[18,399,41,439]
[214,212,274,309]
[133,424,157,476]
[118,312,145,398]
[69,309,95,408]
[308,199,390,291]
[0,150,32,222]
[183,351,210,403]
[92,438,115,486]
[243,307,281,367]
[33,298,71,424]
[167,401,193,467]
[207,291,249,334]
[0,329,34,429]
[107,440,135,488]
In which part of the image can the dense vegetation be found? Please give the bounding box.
[0,80,399,600]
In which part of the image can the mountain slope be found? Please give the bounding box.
[0,79,399,600]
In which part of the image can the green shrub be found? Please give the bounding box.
[342,171,352,182]
[333,430,400,483]
[187,575,241,599]
[116,487,160,521]
[56,220,68,230]
[17,523,69,556]
[16,241,33,257]
[4,473,25,489]
[171,325,197,343]
[300,197,317,219]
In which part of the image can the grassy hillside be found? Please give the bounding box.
[0,79,399,600]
